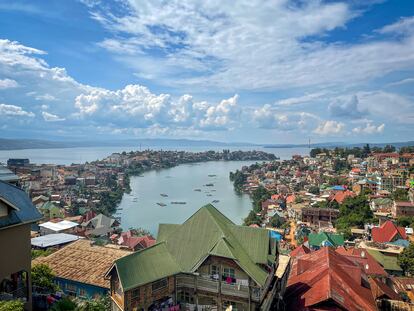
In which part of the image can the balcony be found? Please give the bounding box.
[176,274,262,301]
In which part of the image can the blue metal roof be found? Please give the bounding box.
[0,165,19,182]
[0,180,43,229]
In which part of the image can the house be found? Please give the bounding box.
[301,207,340,225]
[105,204,289,311]
[31,233,81,249]
[0,165,19,185]
[392,201,414,218]
[285,247,377,311]
[80,213,119,237]
[39,220,78,235]
[335,246,388,277]
[289,245,310,258]
[117,231,156,251]
[371,220,407,243]
[329,189,355,204]
[38,201,65,220]
[307,232,344,249]
[32,240,130,299]
[366,249,403,276]
[0,180,43,310]
[370,197,393,211]
[31,195,49,208]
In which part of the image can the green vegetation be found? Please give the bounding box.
[128,227,152,237]
[50,298,77,311]
[269,214,285,228]
[396,216,414,228]
[229,170,247,192]
[335,194,373,239]
[308,185,320,195]
[398,243,414,275]
[31,248,56,259]
[0,300,24,311]
[31,263,58,293]
[393,188,409,201]
[243,186,271,226]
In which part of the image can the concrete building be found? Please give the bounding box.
[0,181,43,310]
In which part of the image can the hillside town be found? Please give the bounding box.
[1,145,414,311]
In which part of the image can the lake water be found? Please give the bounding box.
[0,145,309,233]
[117,161,257,234]
[0,145,309,165]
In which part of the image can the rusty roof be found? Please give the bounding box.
[32,239,130,288]
[286,247,377,311]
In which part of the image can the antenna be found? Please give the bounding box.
[308,137,311,149]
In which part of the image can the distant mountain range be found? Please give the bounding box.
[0,138,257,150]
[263,141,414,149]
[0,138,413,150]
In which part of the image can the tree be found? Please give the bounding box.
[50,298,76,311]
[0,301,24,311]
[74,297,109,311]
[362,144,371,157]
[383,144,396,153]
[308,185,320,195]
[243,210,261,226]
[269,214,285,228]
[397,216,414,228]
[31,264,58,293]
[393,188,409,201]
[398,243,414,275]
[335,195,373,231]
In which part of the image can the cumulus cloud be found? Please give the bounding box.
[0,78,18,89]
[0,103,34,117]
[42,111,65,122]
[314,120,345,136]
[253,104,319,131]
[328,95,367,119]
[75,84,240,130]
[377,16,414,35]
[352,122,385,134]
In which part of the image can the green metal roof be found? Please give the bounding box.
[115,242,181,290]
[113,204,271,290]
[367,249,403,272]
[308,232,344,247]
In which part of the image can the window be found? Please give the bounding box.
[211,265,219,275]
[66,283,77,293]
[79,288,87,298]
[132,288,140,300]
[222,268,235,279]
[178,291,194,303]
[152,278,167,292]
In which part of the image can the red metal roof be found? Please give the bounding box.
[290,245,311,258]
[371,220,407,243]
[286,247,377,311]
[335,246,388,277]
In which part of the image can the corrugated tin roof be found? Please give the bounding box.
[308,232,344,247]
[113,204,271,290]
[367,249,403,272]
[0,165,19,182]
[31,233,80,248]
[0,180,42,229]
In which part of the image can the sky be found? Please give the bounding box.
[0,0,413,144]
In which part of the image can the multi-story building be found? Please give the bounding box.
[0,180,43,310]
[301,207,340,225]
[392,201,414,218]
[106,204,290,311]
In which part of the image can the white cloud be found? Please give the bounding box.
[253,104,319,131]
[275,92,326,106]
[42,111,65,122]
[314,120,345,136]
[0,103,34,117]
[35,93,56,101]
[328,95,367,119]
[0,78,18,89]
[75,84,240,130]
[82,2,414,91]
[352,122,385,134]
[387,78,414,87]
[377,16,414,35]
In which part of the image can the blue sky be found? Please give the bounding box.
[0,0,413,144]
